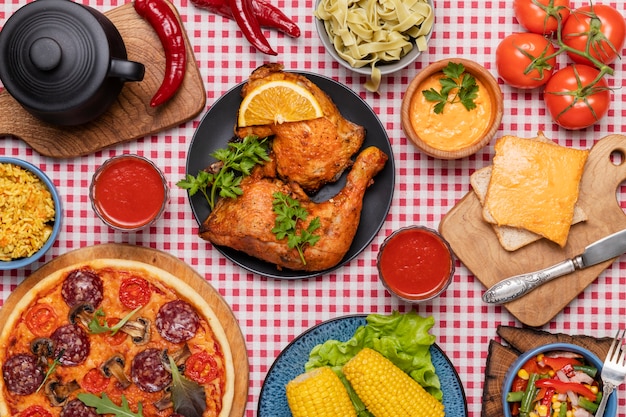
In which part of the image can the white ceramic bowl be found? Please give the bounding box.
[0,157,62,270]
[314,0,435,76]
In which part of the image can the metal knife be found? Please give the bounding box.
[482,228,626,304]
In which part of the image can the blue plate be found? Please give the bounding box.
[258,315,468,416]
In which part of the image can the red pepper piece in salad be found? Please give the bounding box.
[134,0,187,107]
[538,387,555,407]
[228,0,277,55]
[190,0,300,38]
[543,355,582,373]
[535,378,597,402]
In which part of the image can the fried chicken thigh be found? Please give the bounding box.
[236,64,365,193]
[199,146,388,272]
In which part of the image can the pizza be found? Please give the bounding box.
[0,259,235,417]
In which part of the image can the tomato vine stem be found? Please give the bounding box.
[528,0,617,80]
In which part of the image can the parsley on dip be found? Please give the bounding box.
[401,59,503,159]
[412,62,491,151]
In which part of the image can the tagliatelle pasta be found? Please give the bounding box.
[316,0,433,92]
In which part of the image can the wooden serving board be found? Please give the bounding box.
[440,134,626,327]
[0,243,248,417]
[0,1,206,158]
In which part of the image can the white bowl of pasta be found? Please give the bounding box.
[314,0,434,92]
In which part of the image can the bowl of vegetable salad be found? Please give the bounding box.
[502,343,617,417]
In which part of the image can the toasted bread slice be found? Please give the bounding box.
[471,165,587,251]
[482,134,588,247]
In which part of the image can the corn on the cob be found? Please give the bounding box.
[286,366,357,417]
[343,347,445,417]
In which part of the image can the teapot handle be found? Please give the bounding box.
[109,58,145,82]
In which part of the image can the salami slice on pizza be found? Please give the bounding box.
[0,259,235,417]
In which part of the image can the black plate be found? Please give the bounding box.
[186,72,395,279]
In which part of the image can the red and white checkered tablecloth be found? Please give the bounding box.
[2,0,626,415]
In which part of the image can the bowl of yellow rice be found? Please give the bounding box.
[0,157,61,270]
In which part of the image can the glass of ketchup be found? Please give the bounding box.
[377,226,455,303]
[90,154,169,232]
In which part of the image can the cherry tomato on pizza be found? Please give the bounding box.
[185,351,219,384]
[562,4,626,65]
[24,303,58,337]
[513,0,571,34]
[103,317,128,346]
[119,276,152,309]
[18,405,53,417]
[543,64,611,130]
[496,32,558,88]
[81,368,111,393]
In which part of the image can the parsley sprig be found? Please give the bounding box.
[422,62,479,114]
[271,192,321,265]
[177,135,270,210]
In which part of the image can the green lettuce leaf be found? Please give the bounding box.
[304,311,442,401]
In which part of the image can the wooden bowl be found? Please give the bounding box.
[401,58,503,159]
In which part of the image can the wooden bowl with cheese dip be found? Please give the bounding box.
[401,58,503,159]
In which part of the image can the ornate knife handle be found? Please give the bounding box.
[482,258,582,304]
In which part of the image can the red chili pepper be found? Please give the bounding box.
[535,378,597,401]
[228,0,277,55]
[190,0,300,38]
[190,0,233,18]
[252,0,300,37]
[134,0,187,107]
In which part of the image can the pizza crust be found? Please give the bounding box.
[0,258,235,417]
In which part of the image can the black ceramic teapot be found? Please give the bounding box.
[0,0,145,126]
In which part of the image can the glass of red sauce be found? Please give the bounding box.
[377,226,455,303]
[90,154,169,232]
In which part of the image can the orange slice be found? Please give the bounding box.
[237,80,324,127]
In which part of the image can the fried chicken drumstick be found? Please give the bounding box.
[199,146,388,272]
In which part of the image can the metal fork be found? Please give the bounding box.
[596,329,626,417]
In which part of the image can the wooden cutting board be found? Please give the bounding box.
[0,244,248,417]
[0,1,206,158]
[440,134,626,327]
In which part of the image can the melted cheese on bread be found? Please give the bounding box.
[484,135,589,247]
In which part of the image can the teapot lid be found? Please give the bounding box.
[0,0,113,112]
